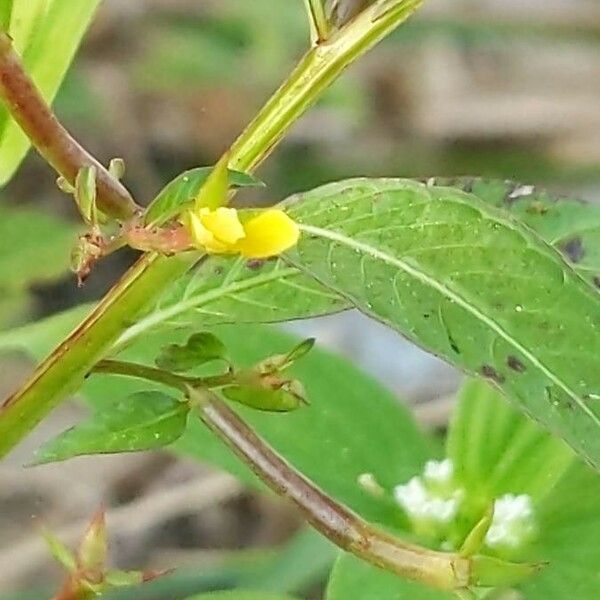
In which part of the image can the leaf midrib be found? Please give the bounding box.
[297,223,600,429]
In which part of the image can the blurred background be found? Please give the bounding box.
[1,0,600,597]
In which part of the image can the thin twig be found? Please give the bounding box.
[0,32,140,221]
[92,359,234,391]
[196,395,471,591]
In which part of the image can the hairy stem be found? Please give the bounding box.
[0,32,140,220]
[197,395,470,590]
[0,0,422,457]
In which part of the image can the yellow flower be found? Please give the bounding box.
[184,207,300,259]
[185,207,245,254]
[235,209,300,259]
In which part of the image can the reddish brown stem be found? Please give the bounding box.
[0,32,140,221]
[197,397,471,590]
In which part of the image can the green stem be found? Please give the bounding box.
[0,254,189,454]
[303,0,332,43]
[93,359,234,391]
[0,0,422,458]
[228,0,422,173]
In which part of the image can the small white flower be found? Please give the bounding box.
[485,494,536,550]
[423,459,454,486]
[393,477,461,525]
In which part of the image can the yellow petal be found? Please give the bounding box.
[184,211,228,253]
[235,209,300,259]
[199,207,245,244]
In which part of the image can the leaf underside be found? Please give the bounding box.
[282,178,600,470]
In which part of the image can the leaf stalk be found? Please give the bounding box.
[92,359,234,391]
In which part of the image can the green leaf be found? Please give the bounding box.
[0,256,346,356]
[4,0,45,56]
[0,203,76,324]
[33,391,189,464]
[0,258,345,359]
[429,178,600,287]
[239,528,335,594]
[82,324,433,525]
[284,178,600,470]
[447,379,574,502]
[120,255,348,344]
[0,0,102,184]
[42,529,77,573]
[156,332,228,372]
[0,203,75,293]
[0,303,90,356]
[0,1,12,32]
[515,462,600,600]
[144,167,264,227]
[122,177,600,375]
[326,554,449,600]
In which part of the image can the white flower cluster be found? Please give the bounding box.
[485,493,536,550]
[393,459,464,526]
[390,459,536,554]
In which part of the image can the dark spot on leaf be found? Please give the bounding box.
[507,355,526,373]
[559,237,585,263]
[213,266,224,275]
[480,365,505,384]
[246,259,265,270]
[423,313,431,319]
[593,275,600,290]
